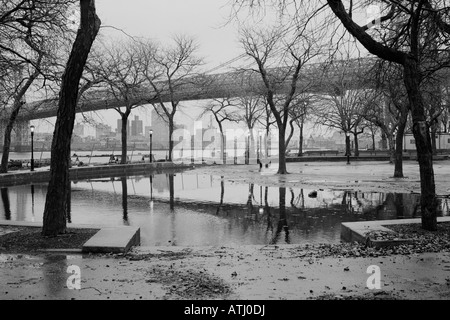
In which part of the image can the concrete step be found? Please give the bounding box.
[341,217,450,248]
[82,226,140,254]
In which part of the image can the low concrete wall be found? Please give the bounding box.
[0,162,195,187]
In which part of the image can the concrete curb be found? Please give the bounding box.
[0,162,195,187]
[341,217,450,247]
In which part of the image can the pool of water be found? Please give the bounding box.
[1,171,449,246]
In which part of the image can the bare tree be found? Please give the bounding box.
[42,0,100,237]
[235,94,266,158]
[231,0,450,231]
[313,60,372,157]
[437,87,450,133]
[141,35,203,161]
[0,56,42,173]
[326,0,450,231]
[199,97,239,163]
[89,40,146,164]
[0,0,76,173]
[366,60,410,176]
[239,24,322,173]
[422,79,449,155]
[286,94,310,156]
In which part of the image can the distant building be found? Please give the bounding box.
[151,109,170,149]
[131,115,143,136]
[95,123,112,139]
[150,108,185,149]
[305,134,338,150]
[404,133,450,151]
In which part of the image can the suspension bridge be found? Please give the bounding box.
[3,54,449,151]
[11,56,379,122]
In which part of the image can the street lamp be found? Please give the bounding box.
[30,125,35,171]
[346,131,350,165]
[149,129,153,163]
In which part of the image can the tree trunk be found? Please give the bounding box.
[388,133,395,164]
[381,132,387,150]
[403,58,437,231]
[168,118,174,162]
[272,186,289,244]
[66,179,71,223]
[42,0,100,237]
[0,114,17,174]
[250,131,256,159]
[1,61,41,173]
[121,177,128,223]
[298,121,304,157]
[345,134,351,156]
[394,193,405,218]
[354,133,359,157]
[169,173,174,211]
[121,115,128,164]
[394,113,407,178]
[285,119,295,153]
[247,183,254,212]
[371,131,376,150]
[218,123,224,164]
[277,126,287,174]
[222,132,226,164]
[1,188,11,220]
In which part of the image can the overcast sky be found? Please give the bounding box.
[96,0,243,71]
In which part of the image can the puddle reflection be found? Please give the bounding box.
[0,172,449,246]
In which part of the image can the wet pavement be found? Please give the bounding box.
[1,246,450,300]
[2,160,450,300]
